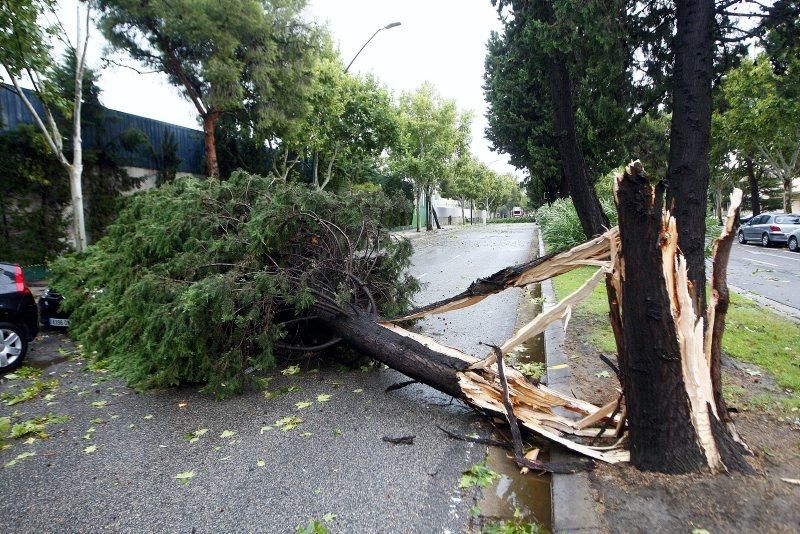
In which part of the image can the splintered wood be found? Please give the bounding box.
[386,186,747,468]
[389,227,631,464]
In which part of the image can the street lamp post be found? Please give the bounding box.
[344,22,401,73]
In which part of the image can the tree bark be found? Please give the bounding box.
[415,189,421,232]
[614,164,750,473]
[783,178,792,213]
[664,0,715,317]
[546,57,609,238]
[323,312,468,398]
[745,156,760,215]
[425,186,434,231]
[203,111,221,179]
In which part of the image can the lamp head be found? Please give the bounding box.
[384,22,401,29]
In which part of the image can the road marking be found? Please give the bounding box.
[749,259,778,267]
[746,250,800,263]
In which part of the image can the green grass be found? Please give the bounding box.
[552,267,800,392]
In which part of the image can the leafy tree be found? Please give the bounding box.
[391,84,470,231]
[441,156,483,224]
[150,131,181,187]
[717,55,800,213]
[485,0,661,233]
[282,47,399,190]
[95,0,318,178]
[1,0,93,251]
[0,125,70,264]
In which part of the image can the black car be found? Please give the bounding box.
[38,288,69,328]
[0,262,39,371]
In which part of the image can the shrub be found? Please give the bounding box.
[50,172,418,396]
[537,197,617,251]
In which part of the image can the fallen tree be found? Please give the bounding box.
[52,168,751,474]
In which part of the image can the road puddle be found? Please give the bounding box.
[480,281,552,530]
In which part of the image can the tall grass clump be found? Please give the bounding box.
[537,197,617,251]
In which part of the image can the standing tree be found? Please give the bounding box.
[442,155,482,224]
[717,56,800,214]
[391,84,469,231]
[281,45,399,190]
[1,0,92,251]
[95,0,317,178]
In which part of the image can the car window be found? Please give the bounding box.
[752,215,766,224]
[0,265,13,290]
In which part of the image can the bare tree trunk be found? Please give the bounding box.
[460,200,466,225]
[547,56,609,238]
[745,156,760,215]
[203,110,221,179]
[415,189,421,232]
[783,178,792,213]
[664,0,715,317]
[425,186,433,231]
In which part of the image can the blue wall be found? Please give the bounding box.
[0,85,205,175]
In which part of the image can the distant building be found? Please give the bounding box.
[1,84,206,184]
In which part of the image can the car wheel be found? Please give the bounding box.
[0,322,27,372]
[761,233,770,247]
[737,231,746,244]
[790,236,799,252]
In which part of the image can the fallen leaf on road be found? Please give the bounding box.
[275,416,303,431]
[175,470,195,484]
[322,512,336,523]
[260,425,273,434]
[144,414,154,420]
[257,459,266,467]
[83,445,97,454]
[186,428,209,443]
[352,389,363,394]
[295,400,313,410]
[219,430,236,439]
[281,365,301,376]
[91,400,107,408]
[595,371,611,378]
[316,394,331,403]
[4,451,36,467]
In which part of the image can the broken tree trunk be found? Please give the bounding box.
[321,312,630,466]
[316,171,750,473]
[612,162,750,474]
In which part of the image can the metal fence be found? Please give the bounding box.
[1,84,205,175]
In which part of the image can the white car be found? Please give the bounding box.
[788,227,800,252]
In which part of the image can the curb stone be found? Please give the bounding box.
[538,227,603,534]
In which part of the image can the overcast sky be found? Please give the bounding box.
[17,1,517,174]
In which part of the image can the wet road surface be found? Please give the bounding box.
[727,242,800,312]
[0,223,536,532]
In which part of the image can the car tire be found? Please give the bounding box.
[761,233,770,247]
[737,231,746,244]
[0,322,27,372]
[789,236,799,252]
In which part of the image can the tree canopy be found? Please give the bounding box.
[95,0,319,177]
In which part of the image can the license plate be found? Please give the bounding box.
[49,318,70,327]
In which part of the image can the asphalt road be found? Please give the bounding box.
[0,223,536,533]
[726,242,800,312]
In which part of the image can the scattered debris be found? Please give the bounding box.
[382,435,415,445]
